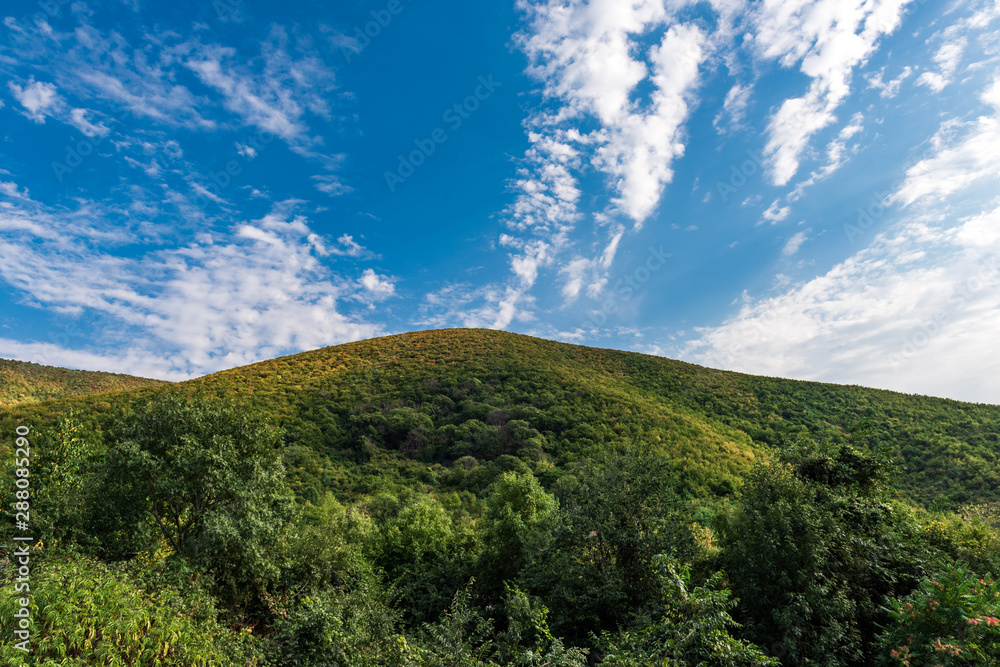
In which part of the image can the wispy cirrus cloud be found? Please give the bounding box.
[893,77,1000,206]
[714,82,752,133]
[917,36,968,92]
[0,191,387,378]
[752,0,915,186]
[448,0,711,329]
[682,75,1000,403]
[184,25,338,151]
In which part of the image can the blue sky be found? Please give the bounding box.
[2,0,1000,404]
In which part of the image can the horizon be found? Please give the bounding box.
[5,326,998,407]
[2,0,1000,404]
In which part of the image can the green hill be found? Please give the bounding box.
[3,328,998,509]
[3,328,1000,666]
[0,358,167,408]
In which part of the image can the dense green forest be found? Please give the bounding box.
[1,329,998,665]
[0,358,165,408]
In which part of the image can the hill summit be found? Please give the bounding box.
[3,328,999,508]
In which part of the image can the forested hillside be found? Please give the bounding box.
[0,358,166,408]
[5,329,996,508]
[1,329,998,665]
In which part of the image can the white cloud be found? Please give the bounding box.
[191,182,226,205]
[560,257,591,300]
[312,175,353,196]
[714,82,752,132]
[476,0,712,328]
[917,37,968,92]
[359,269,395,299]
[683,76,1000,404]
[518,2,707,226]
[414,282,535,330]
[64,24,214,130]
[236,143,257,159]
[751,0,915,185]
[984,75,1000,109]
[505,130,583,235]
[762,200,792,224]
[185,26,336,149]
[893,77,1000,206]
[782,230,809,256]
[325,234,371,258]
[788,112,865,201]
[866,66,913,98]
[8,78,60,123]
[0,182,30,199]
[67,108,111,136]
[682,206,1000,403]
[0,338,189,381]
[0,196,386,378]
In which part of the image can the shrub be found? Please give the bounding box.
[89,393,294,606]
[0,552,260,665]
[596,556,778,666]
[876,563,1000,666]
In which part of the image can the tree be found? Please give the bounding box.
[719,441,931,666]
[90,393,294,603]
[2,411,100,549]
[596,556,778,666]
[365,493,478,624]
[534,447,695,642]
[478,471,558,596]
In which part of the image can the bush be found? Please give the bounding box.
[410,584,589,667]
[533,447,695,642]
[267,578,407,667]
[89,393,294,606]
[596,556,778,666]
[876,563,1000,666]
[477,471,558,596]
[720,443,933,666]
[0,552,260,665]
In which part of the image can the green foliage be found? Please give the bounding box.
[409,584,589,667]
[89,393,295,604]
[720,443,937,666]
[268,577,408,667]
[283,492,374,595]
[365,492,479,624]
[596,556,778,666]
[6,329,1000,510]
[535,448,697,641]
[478,471,558,595]
[876,563,1000,666]
[0,552,260,665]
[0,357,164,408]
[919,511,1000,577]
[2,330,1000,666]
[0,411,101,548]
